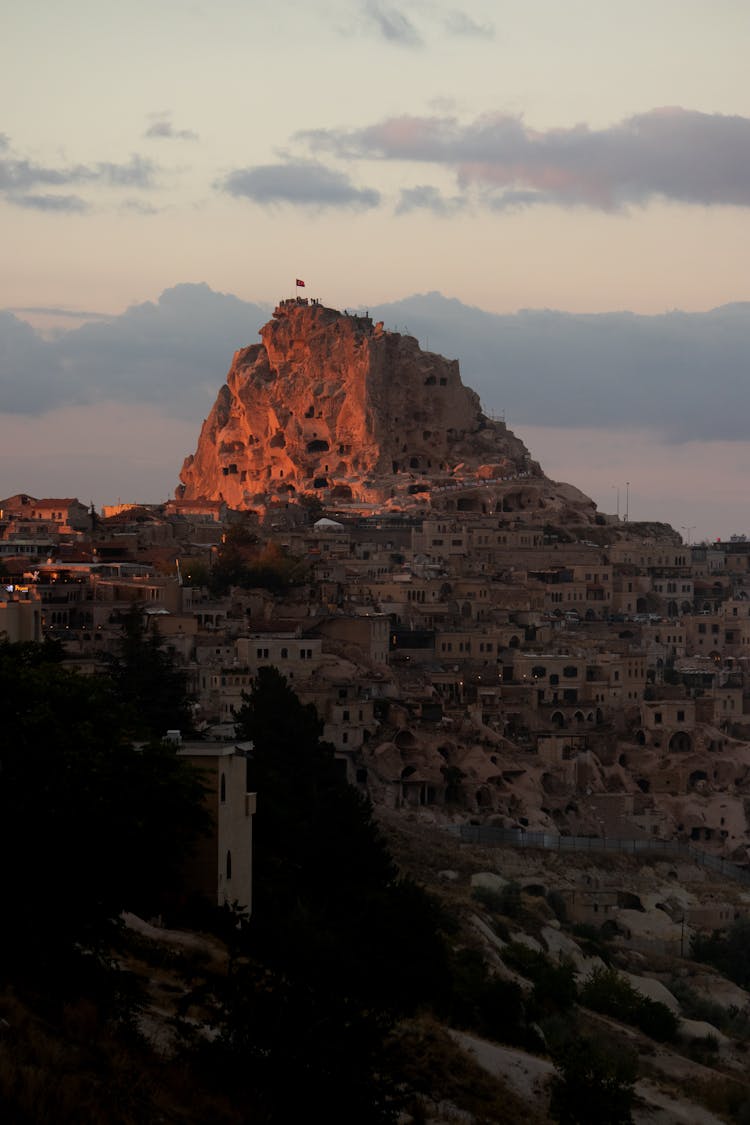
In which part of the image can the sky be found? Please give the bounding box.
[1,0,748,540]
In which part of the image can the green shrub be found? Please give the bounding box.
[692,919,750,990]
[580,968,678,1042]
[685,1033,720,1064]
[471,880,523,919]
[570,923,612,962]
[471,885,505,913]
[550,1035,636,1124]
[443,948,529,1045]
[636,995,680,1041]
[547,890,568,923]
[500,881,523,918]
[501,943,578,1017]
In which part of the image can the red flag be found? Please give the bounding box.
[296,278,305,287]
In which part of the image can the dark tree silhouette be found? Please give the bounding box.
[0,640,207,989]
[204,668,449,1120]
[107,606,193,739]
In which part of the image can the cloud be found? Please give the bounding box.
[4,284,749,449]
[10,306,110,320]
[0,284,271,418]
[396,184,465,215]
[217,160,380,209]
[303,107,750,211]
[120,198,161,215]
[361,0,422,45]
[144,116,199,141]
[443,9,494,38]
[2,288,749,539]
[6,193,89,213]
[0,136,158,210]
[96,155,157,188]
[0,311,78,412]
[370,293,750,444]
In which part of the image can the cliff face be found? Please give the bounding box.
[178,299,596,521]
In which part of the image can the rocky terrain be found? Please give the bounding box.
[376,808,750,1123]
[178,297,597,524]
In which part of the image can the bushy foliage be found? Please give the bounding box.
[208,668,451,1119]
[472,879,524,918]
[106,607,193,739]
[547,889,568,922]
[501,943,578,1017]
[0,640,208,991]
[550,1036,637,1125]
[209,533,306,595]
[691,918,750,989]
[209,957,397,1125]
[570,923,613,962]
[471,884,505,912]
[580,968,678,1041]
[440,948,530,1046]
[667,977,744,1035]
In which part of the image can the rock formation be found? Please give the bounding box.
[178,298,597,522]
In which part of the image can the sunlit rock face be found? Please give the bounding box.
[178,298,596,521]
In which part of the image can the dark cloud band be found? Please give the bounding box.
[0,138,158,211]
[303,107,750,211]
[217,160,380,209]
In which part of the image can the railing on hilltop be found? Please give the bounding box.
[452,825,750,886]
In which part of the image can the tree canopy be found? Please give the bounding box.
[106,606,193,739]
[0,640,207,985]
[206,667,450,1120]
[209,534,307,595]
[232,666,448,1011]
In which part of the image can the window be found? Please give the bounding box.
[220,773,226,803]
[677,710,685,722]
[654,712,662,724]
[343,709,350,721]
[281,647,288,658]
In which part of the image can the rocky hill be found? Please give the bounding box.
[177,298,597,524]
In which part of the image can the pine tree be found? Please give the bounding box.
[207,668,449,1120]
[107,606,192,739]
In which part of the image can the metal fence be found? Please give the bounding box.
[454,825,750,887]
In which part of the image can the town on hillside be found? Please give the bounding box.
[3,489,749,852]
[4,299,750,948]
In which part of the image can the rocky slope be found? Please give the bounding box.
[178,298,597,523]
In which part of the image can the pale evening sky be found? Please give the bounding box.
[1,0,748,539]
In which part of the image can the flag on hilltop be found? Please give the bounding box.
[296,278,305,287]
